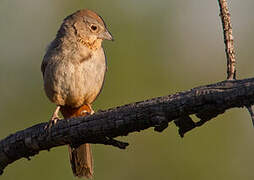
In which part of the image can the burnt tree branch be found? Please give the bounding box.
[1,78,254,175]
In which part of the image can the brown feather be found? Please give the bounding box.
[68,144,93,179]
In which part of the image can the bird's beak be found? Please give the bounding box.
[100,29,114,41]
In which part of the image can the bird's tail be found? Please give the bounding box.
[61,104,94,179]
[68,143,93,179]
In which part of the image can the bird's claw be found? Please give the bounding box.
[44,116,60,130]
[45,106,61,130]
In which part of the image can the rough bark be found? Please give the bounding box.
[218,0,236,80]
[1,78,254,175]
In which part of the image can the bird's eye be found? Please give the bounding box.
[90,25,98,31]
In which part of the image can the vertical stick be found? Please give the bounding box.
[218,0,236,80]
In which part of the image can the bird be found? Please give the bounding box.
[41,9,113,179]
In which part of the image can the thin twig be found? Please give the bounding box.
[218,0,236,80]
[246,106,254,127]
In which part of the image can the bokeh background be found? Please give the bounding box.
[1,0,254,179]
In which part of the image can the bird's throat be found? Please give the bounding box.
[77,38,102,51]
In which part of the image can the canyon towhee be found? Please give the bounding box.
[41,9,113,178]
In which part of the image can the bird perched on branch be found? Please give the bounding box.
[41,9,113,178]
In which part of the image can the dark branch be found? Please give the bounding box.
[1,78,254,175]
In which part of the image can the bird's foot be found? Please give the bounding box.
[48,115,61,128]
[86,104,95,115]
[45,106,61,130]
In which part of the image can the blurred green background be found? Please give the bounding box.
[1,0,254,179]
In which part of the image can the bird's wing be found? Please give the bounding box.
[41,57,48,77]
[41,42,54,77]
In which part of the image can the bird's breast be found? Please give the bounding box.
[44,48,106,107]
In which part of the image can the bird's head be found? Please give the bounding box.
[59,9,113,50]
[69,9,112,41]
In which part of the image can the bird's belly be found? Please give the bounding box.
[44,57,106,108]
